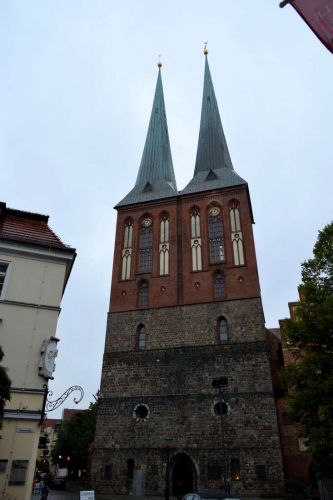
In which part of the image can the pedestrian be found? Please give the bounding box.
[40,480,49,500]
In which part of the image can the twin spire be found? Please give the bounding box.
[117,51,246,207]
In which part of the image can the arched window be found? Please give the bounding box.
[229,201,244,266]
[217,317,228,342]
[214,273,225,298]
[208,206,224,263]
[137,324,147,349]
[159,214,169,275]
[230,458,240,481]
[121,220,133,280]
[139,217,153,273]
[138,281,148,307]
[190,208,202,271]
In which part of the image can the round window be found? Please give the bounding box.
[133,403,149,422]
[213,401,229,416]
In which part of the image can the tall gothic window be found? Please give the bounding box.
[139,217,153,273]
[217,317,228,342]
[159,214,169,275]
[121,220,133,280]
[138,281,149,307]
[229,200,244,266]
[190,208,202,271]
[208,206,224,263]
[214,272,225,298]
[137,324,147,349]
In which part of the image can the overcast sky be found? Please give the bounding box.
[1,1,332,416]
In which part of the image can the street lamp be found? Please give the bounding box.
[212,376,229,494]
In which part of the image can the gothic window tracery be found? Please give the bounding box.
[121,220,133,280]
[229,200,244,266]
[190,208,202,271]
[159,214,169,275]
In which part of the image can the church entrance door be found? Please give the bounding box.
[171,453,196,497]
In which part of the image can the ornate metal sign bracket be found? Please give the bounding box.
[40,384,84,424]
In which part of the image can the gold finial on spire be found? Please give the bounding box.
[203,42,208,55]
[157,54,162,68]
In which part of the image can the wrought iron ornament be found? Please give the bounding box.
[43,384,84,412]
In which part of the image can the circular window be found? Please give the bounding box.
[213,401,229,416]
[133,403,149,422]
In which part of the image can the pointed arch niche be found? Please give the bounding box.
[159,212,170,275]
[229,200,244,266]
[121,219,133,280]
[216,316,229,343]
[136,323,147,349]
[190,207,202,271]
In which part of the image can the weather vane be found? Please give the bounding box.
[157,54,162,68]
[204,41,208,55]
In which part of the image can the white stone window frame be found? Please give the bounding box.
[0,260,11,300]
[229,202,245,266]
[121,222,133,281]
[159,215,170,276]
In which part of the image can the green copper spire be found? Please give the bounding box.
[117,65,177,207]
[182,51,246,195]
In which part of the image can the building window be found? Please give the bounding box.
[207,464,221,480]
[214,401,229,416]
[255,464,267,480]
[229,201,245,266]
[190,209,202,271]
[127,459,135,480]
[133,403,150,422]
[214,273,225,298]
[9,460,29,485]
[137,325,147,349]
[0,262,9,298]
[208,207,224,264]
[0,460,8,473]
[217,317,228,342]
[230,459,240,481]
[159,214,169,275]
[139,218,153,273]
[121,220,133,280]
[104,464,112,480]
[138,282,148,308]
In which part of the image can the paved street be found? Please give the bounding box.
[31,481,283,500]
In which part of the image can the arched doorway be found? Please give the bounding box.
[171,453,196,496]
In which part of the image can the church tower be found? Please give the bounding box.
[91,53,284,498]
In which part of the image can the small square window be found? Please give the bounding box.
[9,460,29,485]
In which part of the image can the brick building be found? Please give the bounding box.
[91,53,284,497]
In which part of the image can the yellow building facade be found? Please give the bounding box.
[0,202,75,500]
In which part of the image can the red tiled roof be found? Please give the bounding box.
[62,408,86,421]
[0,203,73,251]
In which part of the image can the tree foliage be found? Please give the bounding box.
[51,401,98,476]
[0,346,11,429]
[280,222,333,479]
